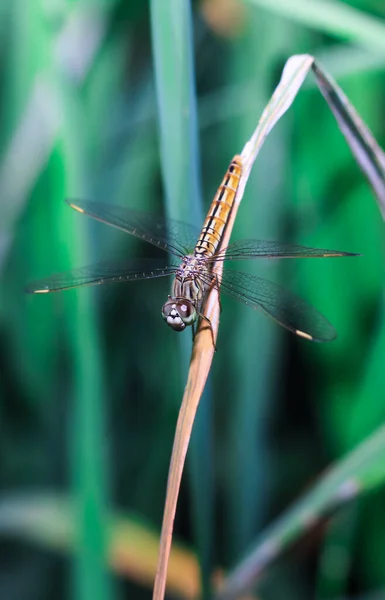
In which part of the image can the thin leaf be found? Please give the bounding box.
[150,0,212,598]
[0,494,200,600]
[311,60,385,220]
[47,15,115,600]
[215,423,385,600]
[0,3,108,272]
[244,0,385,53]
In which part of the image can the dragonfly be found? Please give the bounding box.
[26,155,358,343]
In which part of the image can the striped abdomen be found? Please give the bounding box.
[194,155,242,258]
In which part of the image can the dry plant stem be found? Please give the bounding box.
[152,185,241,600]
[152,51,385,600]
[152,54,319,600]
[152,137,271,600]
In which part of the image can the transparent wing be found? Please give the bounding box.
[26,259,178,293]
[209,239,358,262]
[66,199,200,257]
[200,268,336,342]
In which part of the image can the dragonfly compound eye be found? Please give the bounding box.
[162,299,197,331]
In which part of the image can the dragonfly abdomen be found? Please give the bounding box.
[195,155,242,258]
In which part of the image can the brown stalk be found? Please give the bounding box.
[152,172,242,600]
[152,52,384,600]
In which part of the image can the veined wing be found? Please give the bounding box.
[209,239,358,262]
[26,259,178,293]
[66,199,200,258]
[201,268,336,342]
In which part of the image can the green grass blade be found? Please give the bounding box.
[150,0,202,224]
[56,98,114,600]
[216,423,385,600]
[150,1,212,597]
[0,2,107,274]
[244,0,385,52]
[45,7,117,600]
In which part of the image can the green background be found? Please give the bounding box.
[0,1,384,599]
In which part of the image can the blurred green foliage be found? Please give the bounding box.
[0,1,384,599]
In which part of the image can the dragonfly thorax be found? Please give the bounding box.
[162,298,197,331]
[173,255,211,302]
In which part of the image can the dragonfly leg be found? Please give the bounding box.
[213,273,222,313]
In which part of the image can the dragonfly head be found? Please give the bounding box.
[162,298,197,331]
